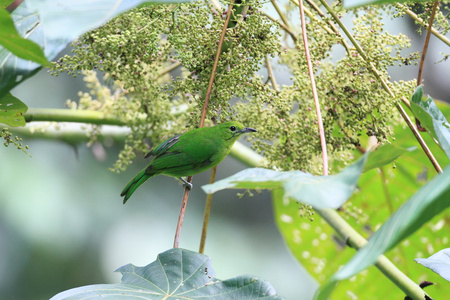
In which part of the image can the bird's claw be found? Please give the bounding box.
[179,177,193,190]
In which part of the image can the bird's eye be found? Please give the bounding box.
[229,126,236,131]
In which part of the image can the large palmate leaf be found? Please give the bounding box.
[315,165,450,300]
[0,0,192,98]
[51,248,283,300]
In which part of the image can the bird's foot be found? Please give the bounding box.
[179,177,193,190]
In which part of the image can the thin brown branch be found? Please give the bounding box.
[199,165,217,254]
[417,1,439,86]
[173,2,235,248]
[298,0,328,175]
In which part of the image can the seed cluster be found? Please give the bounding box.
[51,1,419,174]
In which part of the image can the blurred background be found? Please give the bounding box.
[1,2,450,300]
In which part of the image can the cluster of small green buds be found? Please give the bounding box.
[2,128,30,156]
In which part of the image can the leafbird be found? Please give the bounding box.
[120,121,257,203]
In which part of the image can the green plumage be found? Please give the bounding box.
[120,121,256,203]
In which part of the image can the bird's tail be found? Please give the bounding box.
[121,168,154,204]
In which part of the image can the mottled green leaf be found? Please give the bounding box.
[316,165,450,300]
[51,248,283,300]
[411,86,450,159]
[415,248,450,281]
[0,92,28,127]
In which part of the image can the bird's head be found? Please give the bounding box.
[217,121,257,141]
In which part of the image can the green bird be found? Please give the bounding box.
[120,121,257,203]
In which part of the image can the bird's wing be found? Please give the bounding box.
[146,136,218,176]
[145,134,182,158]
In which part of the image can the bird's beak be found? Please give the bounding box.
[239,127,257,134]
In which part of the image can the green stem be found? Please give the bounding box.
[397,3,450,47]
[239,150,426,299]
[317,208,427,300]
[24,108,126,126]
[10,125,127,144]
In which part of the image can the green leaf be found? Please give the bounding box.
[411,86,450,159]
[204,144,413,209]
[202,168,291,193]
[0,92,28,127]
[203,153,369,209]
[0,8,50,66]
[1,0,193,98]
[50,248,283,300]
[315,165,450,300]
[363,144,416,172]
[284,154,368,209]
[415,248,450,281]
[0,3,51,98]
